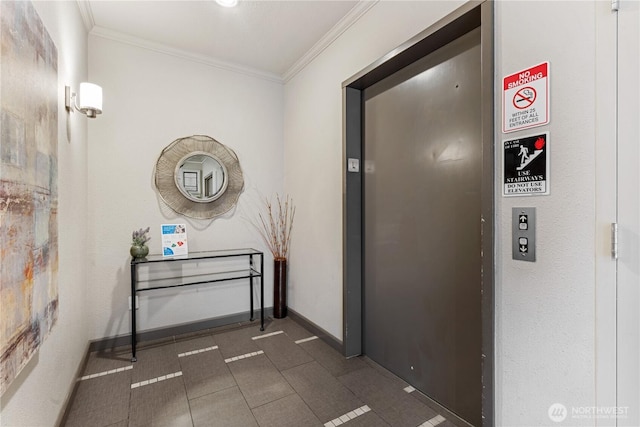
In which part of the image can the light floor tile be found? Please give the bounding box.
[131,371,182,389]
[224,350,264,363]
[251,330,284,340]
[295,336,319,344]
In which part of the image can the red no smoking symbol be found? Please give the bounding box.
[513,86,537,109]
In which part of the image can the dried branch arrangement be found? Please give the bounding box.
[254,194,295,260]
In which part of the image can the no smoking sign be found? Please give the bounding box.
[503,62,549,133]
[513,87,536,109]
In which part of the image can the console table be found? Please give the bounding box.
[130,248,264,361]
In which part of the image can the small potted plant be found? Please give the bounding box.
[130,227,150,259]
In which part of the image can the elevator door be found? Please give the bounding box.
[363,29,481,425]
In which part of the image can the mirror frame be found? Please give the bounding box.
[155,135,244,219]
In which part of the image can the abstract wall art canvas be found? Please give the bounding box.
[0,0,59,395]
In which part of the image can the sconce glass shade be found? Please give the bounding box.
[78,82,102,118]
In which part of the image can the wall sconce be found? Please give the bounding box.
[65,83,102,118]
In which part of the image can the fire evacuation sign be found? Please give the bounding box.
[503,132,550,196]
[502,62,549,133]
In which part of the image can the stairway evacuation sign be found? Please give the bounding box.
[503,62,549,133]
[503,132,549,196]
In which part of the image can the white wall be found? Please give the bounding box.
[284,1,608,425]
[283,0,466,340]
[495,2,601,425]
[0,2,90,426]
[87,36,284,339]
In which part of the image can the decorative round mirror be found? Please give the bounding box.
[175,152,228,203]
[155,135,244,219]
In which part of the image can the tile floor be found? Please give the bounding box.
[63,317,466,427]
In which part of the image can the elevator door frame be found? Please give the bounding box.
[342,2,494,425]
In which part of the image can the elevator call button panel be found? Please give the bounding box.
[512,207,536,262]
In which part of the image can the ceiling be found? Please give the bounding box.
[80,0,370,81]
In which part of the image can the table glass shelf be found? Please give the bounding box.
[130,248,264,361]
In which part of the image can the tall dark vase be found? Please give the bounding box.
[273,258,287,319]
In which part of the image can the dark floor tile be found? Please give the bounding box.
[65,403,129,427]
[174,334,217,355]
[190,386,258,427]
[251,394,323,427]
[83,349,133,376]
[64,371,131,427]
[338,366,398,409]
[363,356,411,389]
[66,317,459,427]
[131,343,181,382]
[254,333,314,371]
[376,392,439,427]
[409,390,472,426]
[282,361,363,423]
[339,410,390,427]
[179,349,236,399]
[299,338,367,377]
[214,325,262,359]
[262,317,313,342]
[128,377,191,427]
[227,354,295,408]
[338,366,438,426]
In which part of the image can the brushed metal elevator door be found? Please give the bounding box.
[363,28,481,425]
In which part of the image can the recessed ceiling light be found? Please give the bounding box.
[216,0,238,7]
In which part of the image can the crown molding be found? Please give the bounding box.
[75,0,95,33]
[89,26,283,84]
[82,1,375,84]
[282,0,378,83]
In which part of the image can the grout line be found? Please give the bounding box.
[79,365,133,381]
[131,371,182,389]
[251,330,284,340]
[177,345,219,358]
[404,385,416,393]
[324,405,370,426]
[295,335,319,344]
[224,350,264,363]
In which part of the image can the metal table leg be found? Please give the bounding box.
[130,262,137,362]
